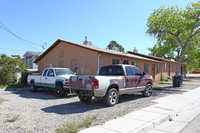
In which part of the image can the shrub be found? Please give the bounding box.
[20,72,29,85]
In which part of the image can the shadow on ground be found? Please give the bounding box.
[41,91,165,115]
[4,87,70,100]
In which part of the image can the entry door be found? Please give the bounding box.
[71,59,77,73]
[168,63,171,76]
[152,64,155,79]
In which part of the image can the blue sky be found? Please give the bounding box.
[0,0,198,57]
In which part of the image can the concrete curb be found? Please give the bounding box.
[79,87,200,133]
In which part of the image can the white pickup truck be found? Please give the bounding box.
[27,68,75,97]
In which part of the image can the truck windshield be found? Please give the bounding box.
[55,69,74,75]
[99,66,124,76]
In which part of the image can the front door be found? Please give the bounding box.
[168,63,171,77]
[152,64,155,79]
[71,59,78,73]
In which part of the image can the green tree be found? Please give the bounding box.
[0,54,26,85]
[107,40,124,52]
[147,2,200,75]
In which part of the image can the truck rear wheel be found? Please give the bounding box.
[142,84,153,97]
[55,85,65,97]
[78,95,92,103]
[30,82,37,92]
[104,88,119,107]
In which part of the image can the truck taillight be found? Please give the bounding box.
[93,79,99,89]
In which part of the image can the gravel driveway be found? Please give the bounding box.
[0,81,199,133]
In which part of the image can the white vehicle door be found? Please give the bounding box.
[45,68,56,88]
[41,68,55,88]
[41,69,48,86]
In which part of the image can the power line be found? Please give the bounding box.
[0,22,43,51]
[0,47,26,52]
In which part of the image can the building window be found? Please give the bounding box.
[59,50,64,58]
[144,63,149,73]
[157,64,160,73]
[184,66,186,72]
[172,64,174,72]
[164,63,167,72]
[132,61,137,66]
[123,60,129,64]
[49,63,53,68]
[181,66,183,74]
[112,59,119,64]
[59,61,64,67]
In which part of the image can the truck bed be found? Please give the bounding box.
[70,76,95,91]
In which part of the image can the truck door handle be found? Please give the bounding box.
[45,78,47,79]
[126,79,130,81]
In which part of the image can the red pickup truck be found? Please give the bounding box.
[69,64,153,106]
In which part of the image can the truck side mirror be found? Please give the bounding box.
[143,72,146,76]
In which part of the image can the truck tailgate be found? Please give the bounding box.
[70,76,95,91]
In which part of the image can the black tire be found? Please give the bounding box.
[30,82,37,92]
[142,84,153,97]
[55,85,65,97]
[78,95,92,103]
[103,88,119,107]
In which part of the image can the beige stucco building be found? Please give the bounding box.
[34,39,186,82]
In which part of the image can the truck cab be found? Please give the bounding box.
[27,68,75,97]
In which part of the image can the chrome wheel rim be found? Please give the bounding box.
[146,85,152,96]
[109,91,117,105]
[56,89,60,95]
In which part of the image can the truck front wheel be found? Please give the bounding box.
[30,82,37,92]
[104,88,119,107]
[142,84,153,97]
[78,95,92,103]
[55,85,65,97]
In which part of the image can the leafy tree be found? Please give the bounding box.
[147,2,200,75]
[107,40,124,52]
[0,54,26,85]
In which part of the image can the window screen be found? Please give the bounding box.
[157,64,160,73]
[123,60,129,64]
[144,63,149,73]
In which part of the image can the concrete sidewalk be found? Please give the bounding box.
[79,87,200,133]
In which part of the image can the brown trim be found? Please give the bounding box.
[34,39,103,63]
[127,51,176,63]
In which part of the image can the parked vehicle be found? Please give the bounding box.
[27,68,75,97]
[69,64,153,106]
